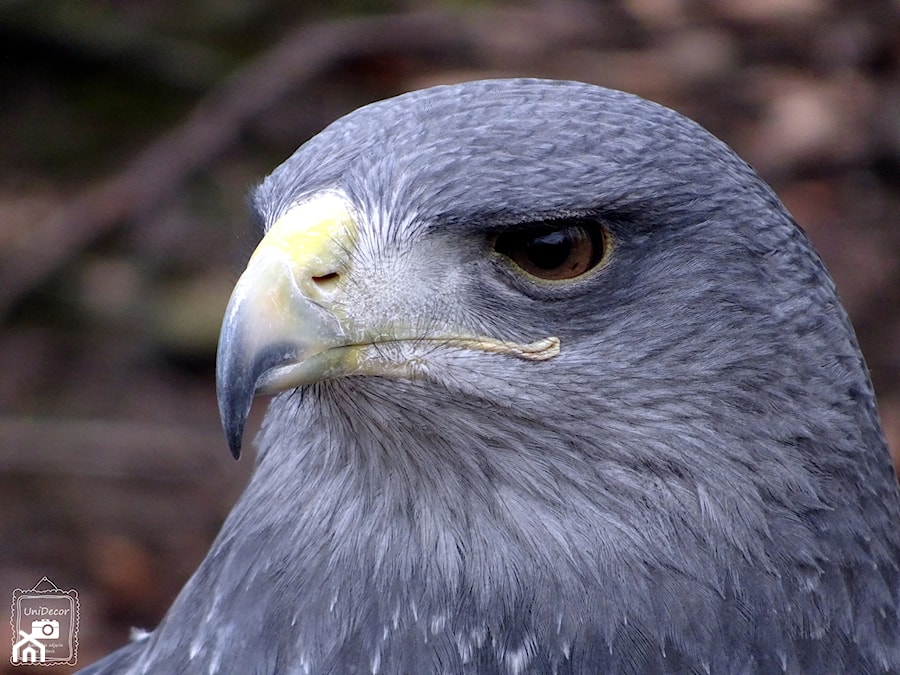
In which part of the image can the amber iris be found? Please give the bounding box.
[495,222,604,280]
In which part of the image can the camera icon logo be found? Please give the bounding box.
[31,619,60,640]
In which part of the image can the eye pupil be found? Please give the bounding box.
[523,231,572,271]
[494,221,605,281]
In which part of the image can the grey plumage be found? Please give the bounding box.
[81,79,900,674]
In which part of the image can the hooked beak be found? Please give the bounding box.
[215,193,358,459]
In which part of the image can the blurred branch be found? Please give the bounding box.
[1,7,551,317]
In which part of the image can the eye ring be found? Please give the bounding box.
[494,220,607,281]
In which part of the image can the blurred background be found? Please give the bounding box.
[1,0,898,670]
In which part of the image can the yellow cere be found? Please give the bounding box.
[250,192,358,277]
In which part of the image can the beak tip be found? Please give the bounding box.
[217,379,250,461]
[227,433,243,460]
[216,360,250,462]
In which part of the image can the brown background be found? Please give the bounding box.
[1,1,898,671]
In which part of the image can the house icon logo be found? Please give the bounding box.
[12,624,50,664]
[10,577,79,667]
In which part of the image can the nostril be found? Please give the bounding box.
[311,272,340,286]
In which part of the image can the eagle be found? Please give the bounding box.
[80,79,900,674]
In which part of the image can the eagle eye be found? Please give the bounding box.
[495,221,605,281]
